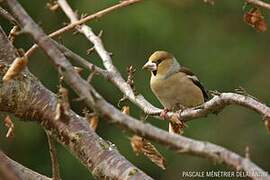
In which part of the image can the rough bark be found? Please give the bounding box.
[0,26,152,179]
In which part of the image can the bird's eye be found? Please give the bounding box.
[156,59,162,65]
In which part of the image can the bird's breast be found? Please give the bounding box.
[150,72,204,109]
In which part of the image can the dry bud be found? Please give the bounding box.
[4,116,15,138]
[121,106,130,115]
[89,115,99,131]
[243,7,267,32]
[130,135,166,170]
[3,56,28,81]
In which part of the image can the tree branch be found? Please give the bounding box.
[246,0,270,10]
[0,23,152,180]
[56,0,270,125]
[24,0,143,57]
[0,150,51,180]
[0,6,17,25]
[2,0,270,179]
[46,132,61,180]
[57,0,160,116]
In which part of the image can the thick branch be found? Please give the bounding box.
[56,0,270,124]
[3,0,270,179]
[93,96,270,180]
[0,23,151,180]
[0,150,51,180]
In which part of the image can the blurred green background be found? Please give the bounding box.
[1,0,270,179]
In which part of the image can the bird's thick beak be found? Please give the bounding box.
[142,61,157,71]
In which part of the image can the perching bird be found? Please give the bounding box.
[143,50,209,134]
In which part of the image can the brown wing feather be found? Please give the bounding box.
[179,67,209,101]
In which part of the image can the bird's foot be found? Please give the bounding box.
[160,108,170,120]
[174,103,187,112]
[194,104,204,110]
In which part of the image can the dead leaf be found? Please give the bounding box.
[4,116,14,138]
[55,103,61,121]
[203,0,214,5]
[245,146,250,159]
[55,87,70,122]
[84,109,99,131]
[89,115,99,131]
[264,116,270,132]
[74,66,83,75]
[2,56,28,82]
[130,135,166,170]
[243,7,267,32]
[46,1,59,11]
[169,114,186,134]
[121,106,130,115]
[8,26,19,42]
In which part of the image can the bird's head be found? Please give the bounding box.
[143,50,180,76]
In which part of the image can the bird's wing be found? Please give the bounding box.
[179,67,209,101]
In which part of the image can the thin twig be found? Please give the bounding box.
[46,132,61,180]
[5,1,151,179]
[52,0,142,37]
[55,0,270,178]
[57,0,270,125]
[57,0,159,117]
[24,0,143,57]
[53,39,270,126]
[52,40,107,76]
[0,150,51,180]
[0,6,17,25]
[5,0,270,179]
[246,0,270,10]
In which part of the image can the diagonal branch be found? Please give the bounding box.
[3,0,270,179]
[0,26,151,180]
[57,0,270,125]
[46,132,61,180]
[0,150,51,180]
[57,0,160,115]
[24,0,143,57]
[246,0,270,10]
[0,6,17,25]
[4,1,270,179]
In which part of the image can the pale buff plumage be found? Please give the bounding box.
[143,51,208,134]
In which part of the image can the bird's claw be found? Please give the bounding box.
[160,108,170,120]
[194,104,204,110]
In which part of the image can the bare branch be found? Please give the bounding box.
[46,1,270,178]
[53,41,108,77]
[58,0,160,116]
[246,0,270,10]
[0,150,51,180]
[2,1,152,179]
[55,31,270,127]
[92,94,270,180]
[57,0,270,125]
[56,1,270,178]
[24,0,143,57]
[0,6,17,25]
[168,92,270,123]
[3,0,270,179]
[51,0,143,37]
[46,132,61,180]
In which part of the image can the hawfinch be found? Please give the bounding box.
[143,51,209,134]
